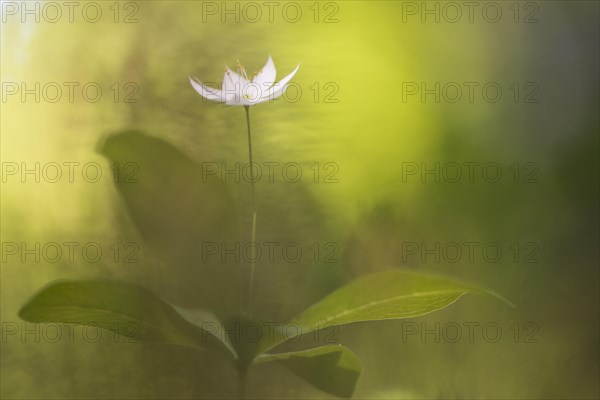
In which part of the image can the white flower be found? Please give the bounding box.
[189,55,300,106]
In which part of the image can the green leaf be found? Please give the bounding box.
[255,345,362,398]
[260,269,482,353]
[99,131,237,249]
[98,131,240,313]
[19,280,235,359]
[171,305,236,357]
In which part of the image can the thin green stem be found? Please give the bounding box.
[244,105,257,311]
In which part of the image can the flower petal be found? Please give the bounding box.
[225,97,255,106]
[261,64,300,101]
[222,66,248,95]
[252,55,276,90]
[189,77,224,102]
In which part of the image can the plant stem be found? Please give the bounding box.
[238,366,248,400]
[244,105,257,311]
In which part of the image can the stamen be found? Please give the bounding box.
[236,59,249,80]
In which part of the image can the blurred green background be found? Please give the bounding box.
[1,1,598,398]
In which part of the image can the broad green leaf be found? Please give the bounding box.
[98,131,240,313]
[99,131,237,249]
[171,305,236,357]
[260,269,483,353]
[19,280,235,359]
[255,345,362,398]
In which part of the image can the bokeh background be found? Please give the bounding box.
[1,1,598,398]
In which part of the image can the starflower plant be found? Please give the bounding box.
[190,56,300,312]
[18,55,512,400]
